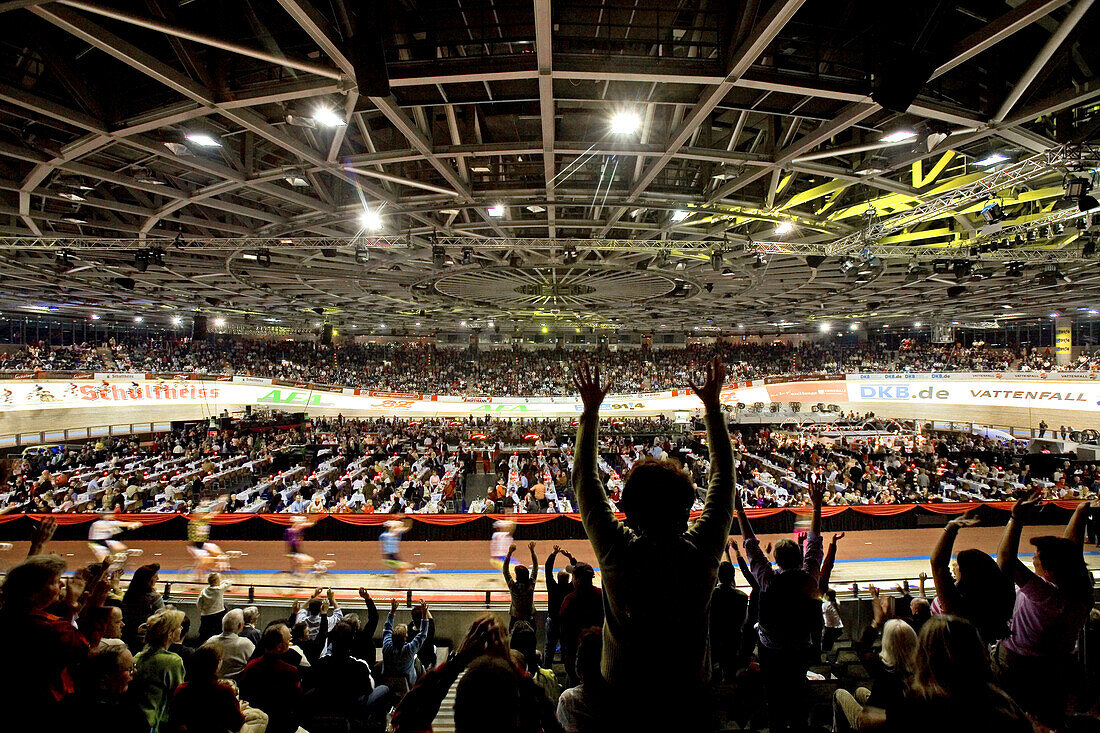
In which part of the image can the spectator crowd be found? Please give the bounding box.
[5,336,1099,397]
[2,358,1095,733]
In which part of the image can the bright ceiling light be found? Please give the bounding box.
[285,175,309,187]
[670,209,690,222]
[133,316,143,323]
[488,204,506,217]
[185,133,221,147]
[775,220,794,235]
[359,209,384,231]
[974,153,1009,167]
[610,111,641,135]
[913,321,922,327]
[58,191,85,202]
[1050,312,1060,318]
[819,322,831,332]
[214,317,226,327]
[849,322,860,331]
[880,130,917,143]
[312,107,346,127]
[526,204,545,213]
[171,316,182,326]
[62,216,87,224]
[91,314,100,320]
[470,164,491,173]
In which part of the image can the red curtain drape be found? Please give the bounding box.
[485,514,563,525]
[407,515,485,526]
[850,505,917,516]
[787,506,849,517]
[330,514,409,526]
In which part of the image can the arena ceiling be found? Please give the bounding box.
[0,0,1099,336]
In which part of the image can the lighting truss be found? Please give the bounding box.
[825,145,1099,256]
[0,236,741,253]
[751,240,1095,263]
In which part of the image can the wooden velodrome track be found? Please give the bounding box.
[5,525,1098,604]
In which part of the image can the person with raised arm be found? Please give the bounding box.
[928,509,1014,644]
[736,468,825,733]
[571,357,734,728]
[503,541,539,629]
[544,544,577,667]
[994,493,1095,729]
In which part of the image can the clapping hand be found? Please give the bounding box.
[572,362,610,413]
[831,532,845,544]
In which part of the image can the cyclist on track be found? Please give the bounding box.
[489,519,518,570]
[285,514,318,576]
[187,496,227,577]
[380,516,414,579]
[88,511,142,566]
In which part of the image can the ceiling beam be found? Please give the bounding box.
[596,0,807,236]
[533,0,556,238]
[994,0,1094,121]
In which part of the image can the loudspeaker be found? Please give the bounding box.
[321,323,333,345]
[805,255,826,269]
[946,285,968,298]
[192,315,208,340]
[349,10,391,96]
[113,277,136,291]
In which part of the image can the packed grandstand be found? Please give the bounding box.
[3,338,1098,397]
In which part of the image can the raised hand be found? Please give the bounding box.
[831,532,846,544]
[572,361,610,413]
[358,587,371,600]
[552,544,561,554]
[1012,490,1043,523]
[947,507,981,530]
[689,356,726,409]
[390,598,399,615]
[528,541,536,552]
[808,474,826,508]
[28,517,57,556]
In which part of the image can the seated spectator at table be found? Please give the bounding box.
[168,645,245,733]
[239,624,302,733]
[201,608,255,680]
[131,608,187,732]
[64,645,147,733]
[995,495,1095,729]
[0,554,90,711]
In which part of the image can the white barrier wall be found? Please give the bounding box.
[2,371,1099,435]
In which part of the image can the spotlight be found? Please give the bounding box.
[1083,239,1097,257]
[670,209,690,222]
[185,132,221,147]
[635,259,649,270]
[461,246,474,265]
[562,245,578,265]
[952,261,972,281]
[171,316,182,326]
[609,111,642,135]
[134,249,150,272]
[775,220,794,235]
[980,201,1005,224]
[213,317,226,327]
[432,245,446,267]
[255,249,271,268]
[752,255,766,269]
[321,248,338,258]
[1065,176,1091,199]
[880,130,917,143]
[55,250,73,271]
[655,250,670,268]
[149,247,165,266]
[359,208,383,231]
[311,107,347,127]
[488,204,506,217]
[354,246,370,265]
[710,250,723,272]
